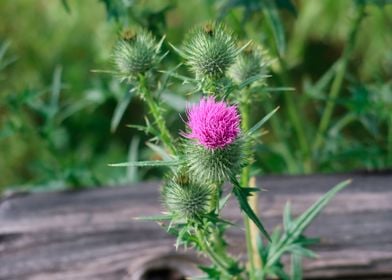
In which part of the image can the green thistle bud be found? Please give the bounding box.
[182,23,238,80]
[184,139,245,183]
[113,29,161,82]
[162,171,216,219]
[229,43,271,85]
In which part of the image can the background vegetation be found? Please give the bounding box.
[1,0,391,193]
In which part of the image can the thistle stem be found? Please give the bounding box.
[195,228,239,278]
[313,5,365,154]
[239,89,260,280]
[139,76,176,154]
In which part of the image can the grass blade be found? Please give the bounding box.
[247,106,279,136]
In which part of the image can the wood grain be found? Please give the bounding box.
[0,172,391,280]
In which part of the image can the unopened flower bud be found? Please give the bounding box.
[182,23,238,80]
[113,29,160,82]
[162,171,216,219]
[229,43,270,85]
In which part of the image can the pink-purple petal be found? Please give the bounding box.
[185,97,240,149]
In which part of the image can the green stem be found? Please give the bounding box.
[239,89,258,280]
[139,76,176,154]
[195,228,238,278]
[313,6,365,154]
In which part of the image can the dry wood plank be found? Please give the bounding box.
[0,172,391,280]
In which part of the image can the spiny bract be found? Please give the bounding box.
[162,171,216,219]
[182,23,238,79]
[184,139,245,183]
[113,29,160,81]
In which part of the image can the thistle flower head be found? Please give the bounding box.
[182,23,238,79]
[229,43,271,85]
[183,97,244,183]
[162,171,215,219]
[185,97,241,149]
[113,29,161,81]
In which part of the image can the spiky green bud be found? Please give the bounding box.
[113,29,161,82]
[229,43,270,85]
[162,171,216,220]
[182,23,238,80]
[184,139,245,184]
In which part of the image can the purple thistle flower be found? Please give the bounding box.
[185,97,241,149]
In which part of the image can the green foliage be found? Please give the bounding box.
[231,176,271,241]
[259,180,351,279]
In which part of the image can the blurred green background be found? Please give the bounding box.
[0,0,391,193]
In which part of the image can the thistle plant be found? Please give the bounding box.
[109,23,350,280]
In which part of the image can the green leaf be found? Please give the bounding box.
[61,0,71,13]
[198,265,221,279]
[111,89,133,132]
[134,214,173,221]
[291,253,303,280]
[283,201,292,231]
[231,176,271,241]
[127,136,140,182]
[256,234,269,264]
[269,261,290,280]
[247,106,279,136]
[108,159,180,167]
[289,179,351,241]
[204,212,235,227]
[238,74,271,90]
[219,193,232,211]
[262,0,286,56]
[288,244,317,258]
[276,0,297,15]
[264,87,295,92]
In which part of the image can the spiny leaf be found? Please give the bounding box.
[289,179,351,240]
[204,212,235,227]
[108,159,180,167]
[134,214,173,221]
[247,106,279,136]
[231,176,271,241]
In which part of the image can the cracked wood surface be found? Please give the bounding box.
[0,172,391,280]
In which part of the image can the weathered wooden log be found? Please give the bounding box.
[0,172,391,280]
